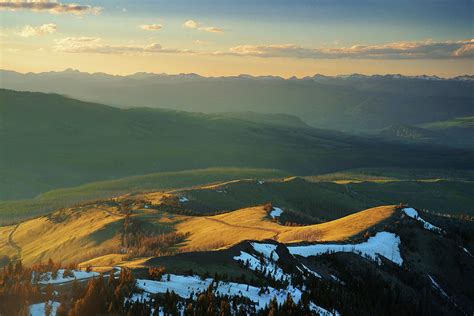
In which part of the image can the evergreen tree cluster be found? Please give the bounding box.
[121,213,189,259]
[58,267,137,315]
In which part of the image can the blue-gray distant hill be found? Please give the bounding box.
[1,88,473,200]
[378,116,474,147]
[2,69,473,132]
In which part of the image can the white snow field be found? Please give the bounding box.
[248,242,325,279]
[269,207,283,219]
[29,301,60,316]
[287,232,403,266]
[233,251,287,281]
[250,242,279,260]
[35,269,99,284]
[309,302,341,316]
[136,274,300,309]
[402,208,443,233]
[135,274,338,314]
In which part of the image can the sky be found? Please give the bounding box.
[0,0,473,77]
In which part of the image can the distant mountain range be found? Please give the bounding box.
[1,69,473,132]
[3,68,472,82]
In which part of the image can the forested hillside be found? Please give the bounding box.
[3,89,472,200]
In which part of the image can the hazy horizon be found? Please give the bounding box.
[1,67,473,80]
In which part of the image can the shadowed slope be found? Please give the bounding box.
[2,88,473,201]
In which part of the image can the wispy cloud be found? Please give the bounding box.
[139,24,162,31]
[223,39,474,59]
[183,20,224,33]
[53,37,194,55]
[0,0,101,15]
[19,23,57,37]
[193,40,208,45]
[199,26,224,33]
[52,37,473,60]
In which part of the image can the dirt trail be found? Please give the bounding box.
[94,206,124,217]
[7,224,22,261]
[202,217,281,239]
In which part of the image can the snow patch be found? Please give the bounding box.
[301,264,322,278]
[309,302,340,316]
[269,207,283,219]
[250,242,279,261]
[29,301,59,316]
[463,247,473,257]
[233,251,287,281]
[402,208,443,233]
[287,232,403,266]
[35,269,99,285]
[330,274,345,285]
[136,275,302,310]
[428,274,448,298]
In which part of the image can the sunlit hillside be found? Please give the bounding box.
[0,185,397,266]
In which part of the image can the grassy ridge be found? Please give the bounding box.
[178,174,474,220]
[2,167,473,226]
[176,205,398,252]
[0,168,287,225]
[0,202,397,265]
[305,167,474,182]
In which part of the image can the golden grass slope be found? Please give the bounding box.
[176,205,398,252]
[0,197,398,267]
[0,225,18,259]
[0,206,125,265]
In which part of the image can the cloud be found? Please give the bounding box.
[5,47,20,52]
[199,26,224,33]
[139,24,162,31]
[183,20,198,29]
[193,40,208,45]
[453,41,474,58]
[183,20,224,33]
[223,39,474,60]
[19,23,57,37]
[52,37,473,60]
[0,0,102,15]
[53,37,194,55]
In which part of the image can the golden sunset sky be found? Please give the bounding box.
[1,0,473,77]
